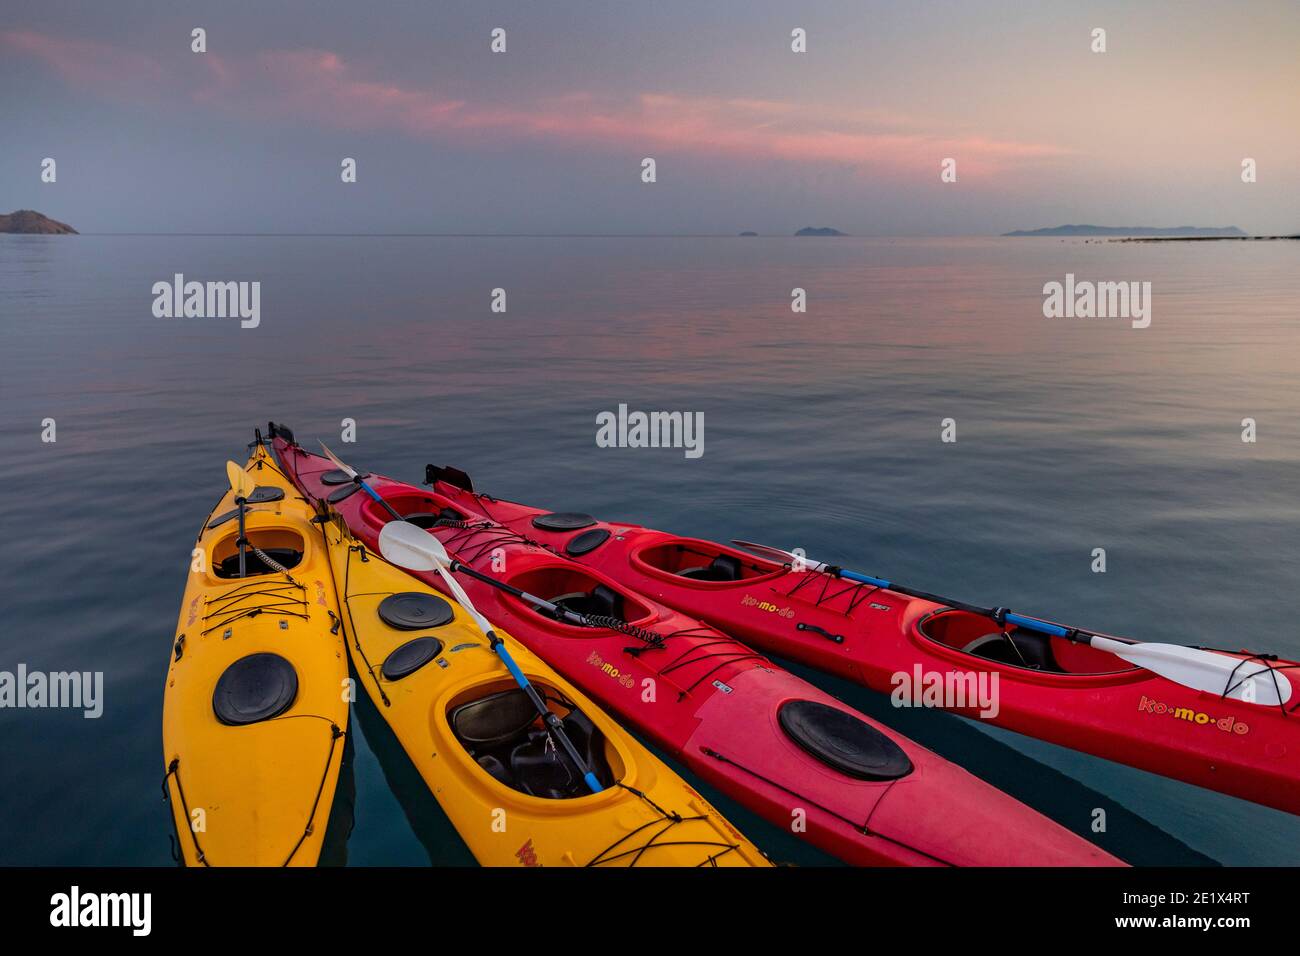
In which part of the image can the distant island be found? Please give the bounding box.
[0,210,78,235]
[738,231,758,237]
[795,226,846,237]
[1004,224,1246,238]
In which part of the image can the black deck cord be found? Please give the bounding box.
[784,566,879,614]
[660,644,769,697]
[698,747,954,867]
[432,514,781,692]
[1221,655,1299,716]
[271,715,346,866]
[202,585,306,624]
[431,518,674,647]
[334,530,390,707]
[200,581,309,634]
[162,759,209,867]
[585,814,742,867]
[996,629,1030,667]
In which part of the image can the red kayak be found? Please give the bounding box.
[414,462,1300,818]
[269,427,1120,866]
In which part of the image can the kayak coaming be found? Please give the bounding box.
[441,500,1300,816]
[316,509,770,867]
[272,431,1121,867]
[163,444,349,866]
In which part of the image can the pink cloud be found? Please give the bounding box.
[1,29,166,92]
[2,29,1069,178]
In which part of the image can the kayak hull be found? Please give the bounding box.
[425,484,1300,817]
[272,431,1121,866]
[163,444,349,866]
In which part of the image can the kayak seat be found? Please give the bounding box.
[679,555,742,582]
[549,585,624,621]
[214,547,302,578]
[962,630,1062,671]
[451,689,613,798]
[451,689,540,748]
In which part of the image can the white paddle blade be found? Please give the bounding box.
[731,539,796,562]
[318,441,356,478]
[731,540,828,572]
[1091,636,1293,706]
[378,520,447,571]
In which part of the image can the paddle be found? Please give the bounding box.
[318,441,406,522]
[379,519,604,794]
[732,539,1294,706]
[225,460,254,578]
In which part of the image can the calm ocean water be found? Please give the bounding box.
[2,234,1298,865]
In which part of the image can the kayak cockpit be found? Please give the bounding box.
[211,528,305,578]
[447,682,619,799]
[919,609,1139,675]
[631,539,784,583]
[509,567,655,628]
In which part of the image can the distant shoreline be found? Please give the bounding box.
[1118,235,1299,242]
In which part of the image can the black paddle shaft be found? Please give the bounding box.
[486,627,597,783]
[235,496,248,578]
[448,560,589,626]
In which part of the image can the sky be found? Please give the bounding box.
[2,0,1298,235]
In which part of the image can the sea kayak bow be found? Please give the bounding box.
[270,425,1120,866]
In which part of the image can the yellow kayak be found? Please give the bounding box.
[163,444,348,865]
[319,510,771,867]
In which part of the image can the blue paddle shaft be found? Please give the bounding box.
[1004,613,1070,638]
[839,569,890,588]
[836,569,1071,638]
[353,477,407,522]
[486,631,604,794]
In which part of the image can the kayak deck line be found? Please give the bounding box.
[199,579,309,635]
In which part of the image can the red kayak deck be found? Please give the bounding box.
[418,469,1300,818]
[271,432,1119,866]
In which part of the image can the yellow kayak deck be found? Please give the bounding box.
[163,445,348,866]
[321,511,769,867]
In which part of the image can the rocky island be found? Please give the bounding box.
[0,210,78,234]
[795,226,846,237]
